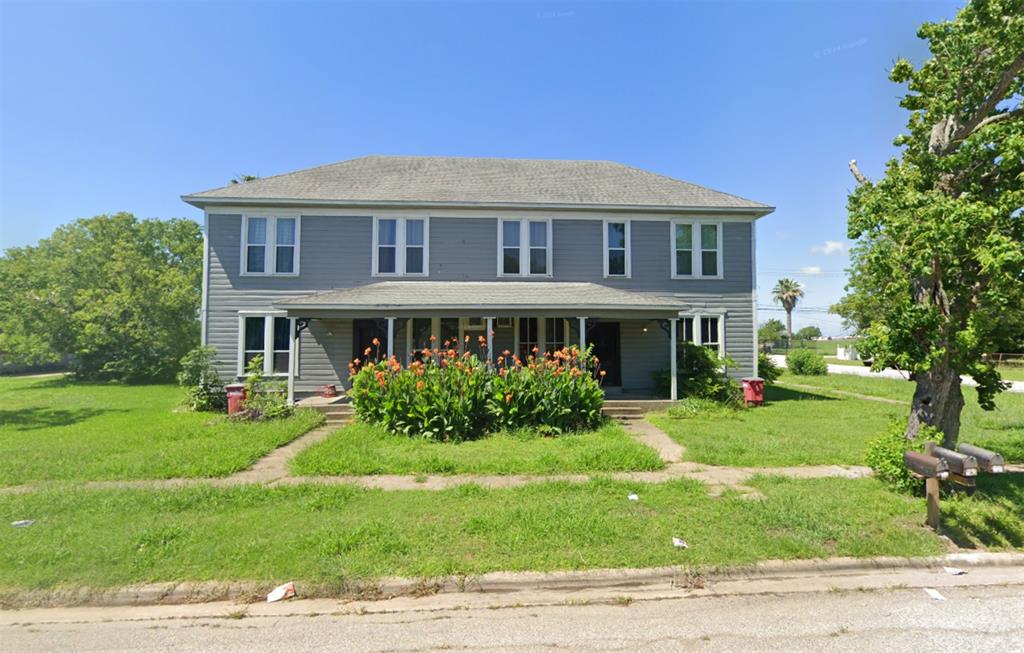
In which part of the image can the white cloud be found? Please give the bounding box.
[800,266,823,276]
[811,240,847,255]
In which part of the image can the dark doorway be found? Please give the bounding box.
[352,319,388,364]
[588,322,621,386]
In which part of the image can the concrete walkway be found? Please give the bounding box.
[770,354,1024,393]
[0,420,873,496]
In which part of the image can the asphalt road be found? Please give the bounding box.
[5,583,1023,652]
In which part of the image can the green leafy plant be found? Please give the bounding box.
[233,355,292,421]
[758,352,782,384]
[349,338,604,442]
[176,346,226,412]
[786,349,828,376]
[865,419,938,493]
[665,397,737,419]
[653,343,741,403]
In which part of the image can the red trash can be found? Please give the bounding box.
[741,377,765,407]
[225,383,247,415]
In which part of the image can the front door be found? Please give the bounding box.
[588,322,621,386]
[352,318,388,364]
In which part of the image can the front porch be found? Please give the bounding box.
[274,281,700,404]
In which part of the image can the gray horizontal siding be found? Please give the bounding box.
[205,212,757,385]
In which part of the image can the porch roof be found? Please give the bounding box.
[274,281,682,319]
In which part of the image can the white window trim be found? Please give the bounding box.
[670,219,723,280]
[678,312,726,357]
[372,216,430,277]
[240,214,301,277]
[602,219,631,278]
[497,218,553,278]
[236,310,294,377]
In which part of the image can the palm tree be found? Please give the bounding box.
[772,278,805,346]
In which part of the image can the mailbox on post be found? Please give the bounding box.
[903,451,949,480]
[957,443,1005,474]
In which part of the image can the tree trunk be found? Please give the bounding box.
[906,362,964,448]
[785,310,793,346]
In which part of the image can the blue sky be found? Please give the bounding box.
[0,0,962,334]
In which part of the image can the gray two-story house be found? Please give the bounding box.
[182,156,773,403]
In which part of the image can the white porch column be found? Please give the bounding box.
[287,319,297,406]
[485,317,494,364]
[386,317,395,359]
[669,318,678,401]
[577,317,587,351]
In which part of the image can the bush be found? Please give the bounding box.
[177,346,227,412]
[232,355,293,421]
[758,352,782,384]
[349,338,604,441]
[865,419,939,493]
[653,343,741,403]
[786,348,828,375]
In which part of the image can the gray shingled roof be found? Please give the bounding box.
[274,282,682,313]
[183,155,770,211]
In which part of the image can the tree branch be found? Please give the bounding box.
[849,159,869,185]
[956,51,1024,141]
[973,105,1024,132]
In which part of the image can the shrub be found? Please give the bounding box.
[653,343,741,403]
[786,348,828,375]
[758,352,782,384]
[349,337,604,441]
[232,355,292,421]
[865,419,938,493]
[177,346,227,412]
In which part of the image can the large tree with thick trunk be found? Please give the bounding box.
[835,0,1024,447]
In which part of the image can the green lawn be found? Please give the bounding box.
[648,385,902,467]
[291,421,664,476]
[0,476,945,593]
[0,375,323,485]
[998,365,1024,382]
[779,373,1024,463]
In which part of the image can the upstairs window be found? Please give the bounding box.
[499,219,551,276]
[374,217,428,276]
[671,220,722,279]
[604,220,630,277]
[242,215,300,275]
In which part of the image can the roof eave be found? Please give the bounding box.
[181,195,774,217]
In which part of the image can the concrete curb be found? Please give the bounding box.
[5,551,1023,610]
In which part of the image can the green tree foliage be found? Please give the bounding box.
[795,326,823,341]
[835,1,1024,446]
[758,318,786,344]
[0,213,202,382]
[771,278,804,343]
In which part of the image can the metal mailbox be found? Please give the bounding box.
[903,451,949,480]
[931,446,978,477]
[957,443,1005,474]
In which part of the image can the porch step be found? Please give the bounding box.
[601,404,644,421]
[304,400,356,427]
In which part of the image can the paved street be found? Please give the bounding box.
[5,572,1023,652]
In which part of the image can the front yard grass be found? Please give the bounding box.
[0,476,945,592]
[290,421,664,476]
[779,373,1024,463]
[648,385,902,467]
[0,375,323,485]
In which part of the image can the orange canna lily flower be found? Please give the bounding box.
[364,347,372,357]
[504,393,512,404]
[502,350,511,356]
[416,380,425,391]
[532,346,539,354]
[464,335,470,343]
[429,335,436,342]
[599,370,607,377]
[372,337,380,346]
[478,335,486,344]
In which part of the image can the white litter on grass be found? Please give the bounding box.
[627,493,639,502]
[266,582,296,603]
[943,566,967,576]
[672,537,688,549]
[11,520,34,528]
[923,588,946,601]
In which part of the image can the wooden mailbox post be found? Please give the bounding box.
[905,442,1005,531]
